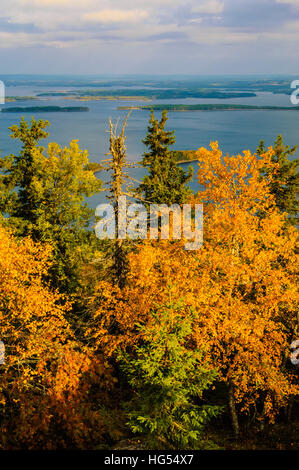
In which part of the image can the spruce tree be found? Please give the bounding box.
[257,135,299,224]
[138,110,193,205]
[119,302,221,449]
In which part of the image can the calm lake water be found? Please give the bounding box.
[1,79,298,208]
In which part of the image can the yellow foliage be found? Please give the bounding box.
[88,144,298,420]
[0,225,115,449]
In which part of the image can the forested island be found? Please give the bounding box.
[118,104,299,112]
[3,76,293,95]
[36,89,256,100]
[172,150,198,163]
[6,96,39,102]
[2,77,296,110]
[1,106,89,113]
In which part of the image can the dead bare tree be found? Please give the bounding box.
[98,111,141,288]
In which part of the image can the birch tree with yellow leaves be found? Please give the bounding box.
[0,224,115,449]
[87,143,298,439]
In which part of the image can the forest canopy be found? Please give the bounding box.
[0,113,298,450]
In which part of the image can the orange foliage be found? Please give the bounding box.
[88,144,298,420]
[0,225,115,449]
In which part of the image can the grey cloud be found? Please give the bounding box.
[145,31,188,41]
[218,0,299,31]
[170,0,299,31]
[0,16,40,33]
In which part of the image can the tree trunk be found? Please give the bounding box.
[114,239,128,289]
[228,381,239,438]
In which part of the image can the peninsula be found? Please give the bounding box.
[118,104,299,112]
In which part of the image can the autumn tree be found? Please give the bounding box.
[87,143,298,440]
[257,135,299,224]
[138,110,193,205]
[0,224,115,449]
[0,118,102,294]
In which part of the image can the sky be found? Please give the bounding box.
[0,0,299,75]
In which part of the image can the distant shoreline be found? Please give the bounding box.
[177,159,198,164]
[6,96,40,102]
[118,104,299,112]
[1,106,90,113]
[36,90,257,100]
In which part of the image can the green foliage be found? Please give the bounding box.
[0,117,50,221]
[257,135,299,224]
[138,111,193,205]
[119,302,221,449]
[0,118,102,294]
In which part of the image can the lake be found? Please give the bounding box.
[0,76,298,209]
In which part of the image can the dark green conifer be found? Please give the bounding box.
[257,135,299,224]
[138,110,193,205]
